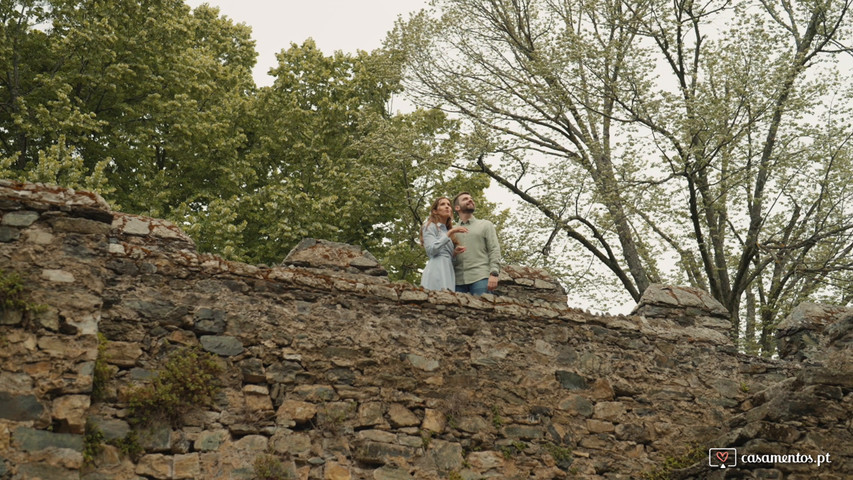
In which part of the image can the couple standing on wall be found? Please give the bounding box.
[420,192,500,295]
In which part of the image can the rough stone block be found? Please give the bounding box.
[356,402,386,428]
[2,210,39,227]
[194,307,227,335]
[136,454,171,479]
[173,453,200,479]
[51,395,90,433]
[0,225,19,242]
[353,440,414,465]
[276,400,318,426]
[324,462,352,480]
[282,238,388,276]
[405,353,439,372]
[422,408,445,433]
[41,269,75,283]
[104,341,143,367]
[13,427,83,452]
[0,393,45,421]
[193,429,229,452]
[593,402,627,422]
[50,217,111,235]
[200,335,244,356]
[387,404,420,428]
[556,371,588,390]
[243,385,273,412]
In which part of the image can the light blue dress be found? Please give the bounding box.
[420,222,455,290]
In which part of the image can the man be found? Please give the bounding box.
[451,192,501,295]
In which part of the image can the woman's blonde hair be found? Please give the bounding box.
[420,196,458,246]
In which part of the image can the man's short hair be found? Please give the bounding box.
[452,192,471,209]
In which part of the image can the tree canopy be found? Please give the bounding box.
[0,0,497,283]
[389,0,853,352]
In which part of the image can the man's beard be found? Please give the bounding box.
[460,207,475,214]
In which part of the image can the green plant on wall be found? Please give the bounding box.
[640,444,705,480]
[91,333,113,402]
[83,421,104,466]
[110,431,143,462]
[491,405,504,428]
[127,346,222,426]
[544,442,574,471]
[0,268,44,314]
[253,451,292,480]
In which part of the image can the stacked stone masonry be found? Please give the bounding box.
[0,179,850,480]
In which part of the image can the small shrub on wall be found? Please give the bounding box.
[127,346,222,426]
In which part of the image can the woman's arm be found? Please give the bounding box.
[423,223,452,258]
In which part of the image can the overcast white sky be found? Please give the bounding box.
[184,1,429,87]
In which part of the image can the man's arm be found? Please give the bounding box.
[486,221,501,290]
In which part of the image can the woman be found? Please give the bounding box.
[420,196,467,290]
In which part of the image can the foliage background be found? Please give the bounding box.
[0,0,506,285]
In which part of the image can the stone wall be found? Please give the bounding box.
[0,180,850,480]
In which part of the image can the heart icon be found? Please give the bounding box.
[716,451,729,463]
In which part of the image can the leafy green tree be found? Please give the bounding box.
[390,0,853,351]
[1,0,256,213]
[185,40,494,272]
[0,1,503,286]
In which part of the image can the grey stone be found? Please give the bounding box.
[356,402,386,427]
[354,441,415,464]
[558,394,594,417]
[349,255,380,268]
[1,210,39,226]
[373,466,415,480]
[139,424,172,452]
[50,217,111,235]
[633,284,729,317]
[266,361,303,383]
[13,427,83,451]
[405,353,439,372]
[556,371,588,390]
[615,423,652,443]
[776,302,853,360]
[358,429,397,443]
[428,439,464,473]
[200,335,244,356]
[16,463,78,480]
[0,392,45,421]
[325,367,356,385]
[776,302,850,333]
[502,425,544,440]
[457,415,490,434]
[0,225,19,242]
[88,416,131,442]
[194,307,226,334]
[123,298,178,320]
[41,269,75,283]
[291,384,337,402]
[194,429,229,451]
[0,309,23,325]
[282,238,388,276]
[593,402,627,422]
[710,378,744,399]
[387,404,420,428]
[271,432,311,455]
[239,358,266,383]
